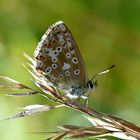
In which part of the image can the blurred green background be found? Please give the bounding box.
[0,0,140,140]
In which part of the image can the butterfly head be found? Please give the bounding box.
[87,80,97,90]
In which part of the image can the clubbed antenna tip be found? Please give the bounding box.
[90,64,116,81]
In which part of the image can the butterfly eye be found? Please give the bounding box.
[87,81,96,89]
[89,82,94,89]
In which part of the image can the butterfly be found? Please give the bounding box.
[33,21,115,105]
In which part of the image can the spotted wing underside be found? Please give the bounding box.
[33,21,87,91]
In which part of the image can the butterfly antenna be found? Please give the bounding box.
[90,65,115,81]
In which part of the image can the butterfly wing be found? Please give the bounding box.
[33,21,88,91]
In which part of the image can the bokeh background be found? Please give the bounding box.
[0,0,140,140]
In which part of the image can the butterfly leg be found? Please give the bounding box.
[84,91,92,108]
[76,95,82,102]
[81,95,88,108]
[68,95,81,107]
[84,98,88,108]
[70,95,89,107]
